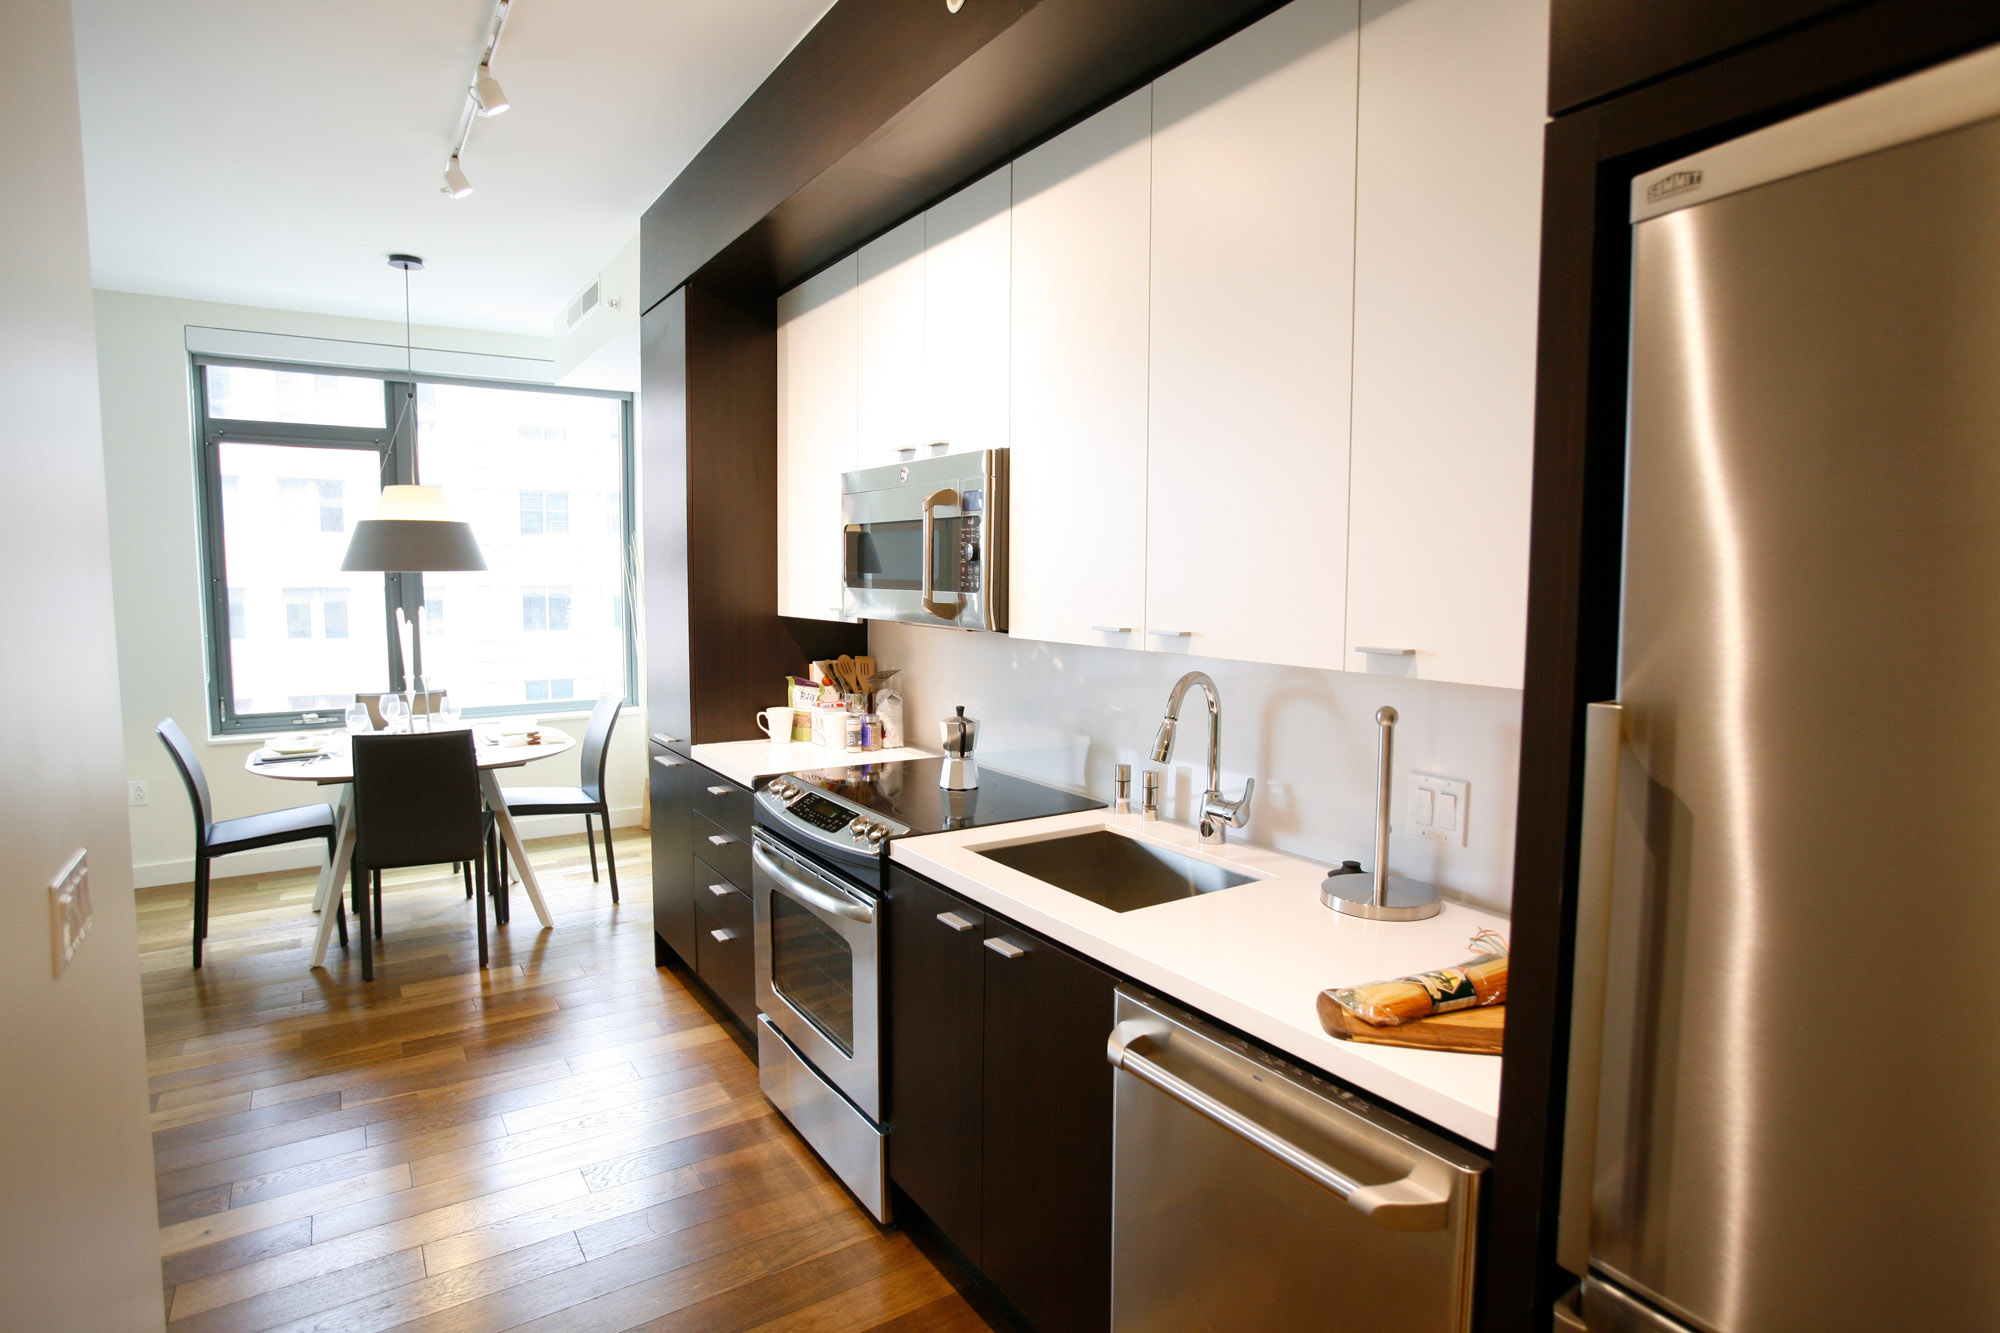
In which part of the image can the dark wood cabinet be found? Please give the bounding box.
[692,863,756,1030]
[648,743,700,968]
[886,864,1115,1333]
[980,921,1116,1333]
[886,867,989,1259]
[1548,0,1865,115]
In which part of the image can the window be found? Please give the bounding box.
[519,490,569,536]
[522,587,571,632]
[197,361,634,733]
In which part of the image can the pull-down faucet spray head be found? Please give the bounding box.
[1149,715,1177,764]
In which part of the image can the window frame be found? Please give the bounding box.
[193,354,638,736]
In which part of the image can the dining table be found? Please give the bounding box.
[243,724,577,970]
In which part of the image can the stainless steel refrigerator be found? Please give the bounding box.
[1556,43,2000,1333]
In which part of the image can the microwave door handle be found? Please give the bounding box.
[751,840,875,924]
[921,487,959,621]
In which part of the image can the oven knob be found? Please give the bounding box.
[771,781,792,798]
[849,816,869,836]
[866,824,888,845]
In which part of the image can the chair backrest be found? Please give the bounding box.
[354,690,447,730]
[157,718,213,846]
[350,730,484,870]
[579,694,623,802]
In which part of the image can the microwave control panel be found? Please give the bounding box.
[958,489,983,594]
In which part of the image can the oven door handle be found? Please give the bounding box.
[920,487,959,622]
[752,840,876,925]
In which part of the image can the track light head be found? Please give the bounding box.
[441,156,472,198]
[472,64,510,116]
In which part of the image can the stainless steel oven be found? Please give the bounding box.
[750,828,888,1219]
[841,448,1006,630]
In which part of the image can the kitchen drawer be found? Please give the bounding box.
[691,809,751,887]
[690,771,753,843]
[693,870,755,1030]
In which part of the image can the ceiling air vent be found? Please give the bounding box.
[564,280,600,330]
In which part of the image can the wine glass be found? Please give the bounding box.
[344,699,372,735]
[381,694,409,734]
[438,696,461,730]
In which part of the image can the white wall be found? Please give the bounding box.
[93,290,650,888]
[0,3,166,1327]
[872,621,1521,912]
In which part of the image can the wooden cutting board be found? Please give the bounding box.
[1317,994,1504,1055]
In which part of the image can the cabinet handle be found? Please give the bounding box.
[707,883,733,898]
[707,834,734,847]
[1353,646,1415,657]
[983,937,1025,960]
[709,927,737,943]
[650,732,681,746]
[652,756,683,769]
[1091,625,1135,635]
[936,911,978,933]
[705,785,732,796]
[1149,629,1193,639]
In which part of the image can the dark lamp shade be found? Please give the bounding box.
[341,519,487,572]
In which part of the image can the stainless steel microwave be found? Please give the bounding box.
[841,449,1006,631]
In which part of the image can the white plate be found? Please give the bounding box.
[267,735,326,756]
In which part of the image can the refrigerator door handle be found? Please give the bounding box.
[1107,1018,1453,1231]
[1557,701,1623,1277]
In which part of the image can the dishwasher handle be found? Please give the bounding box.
[1107,1018,1453,1232]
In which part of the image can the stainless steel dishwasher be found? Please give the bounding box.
[1107,988,1486,1332]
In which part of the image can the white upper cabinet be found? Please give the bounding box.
[925,167,1011,459]
[776,255,860,622]
[1145,0,1361,670]
[857,214,929,468]
[1344,0,1548,690]
[1007,88,1154,650]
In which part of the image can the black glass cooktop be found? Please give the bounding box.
[782,756,1102,836]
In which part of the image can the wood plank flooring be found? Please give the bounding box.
[138,832,997,1332]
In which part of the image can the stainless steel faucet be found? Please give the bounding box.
[1149,670,1254,845]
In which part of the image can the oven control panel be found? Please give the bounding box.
[760,778,910,854]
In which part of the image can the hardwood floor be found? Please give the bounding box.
[137,831,997,1332]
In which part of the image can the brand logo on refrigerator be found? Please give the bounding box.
[1646,169,1705,203]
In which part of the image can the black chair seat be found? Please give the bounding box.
[209,803,337,858]
[497,786,597,815]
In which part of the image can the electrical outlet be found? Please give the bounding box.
[50,850,92,977]
[1409,772,1469,846]
[128,779,149,806]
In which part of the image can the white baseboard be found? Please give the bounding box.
[133,803,645,889]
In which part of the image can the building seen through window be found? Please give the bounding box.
[199,363,633,729]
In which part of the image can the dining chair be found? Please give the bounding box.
[157,718,342,968]
[354,690,448,731]
[349,730,492,982]
[493,695,624,902]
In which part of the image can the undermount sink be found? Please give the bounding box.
[972,828,1255,912]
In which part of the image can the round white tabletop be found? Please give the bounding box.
[243,725,578,968]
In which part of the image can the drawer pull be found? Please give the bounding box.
[709,927,737,944]
[936,911,978,933]
[707,834,734,847]
[650,733,681,746]
[705,785,733,796]
[707,883,733,898]
[983,937,1025,960]
[653,756,683,769]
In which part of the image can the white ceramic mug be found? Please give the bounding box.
[756,707,795,742]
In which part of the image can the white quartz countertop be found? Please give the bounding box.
[891,808,1509,1148]
[688,738,935,788]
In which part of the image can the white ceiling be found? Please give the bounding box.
[70,0,833,336]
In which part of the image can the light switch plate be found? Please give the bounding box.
[1409,772,1469,846]
[50,850,92,977]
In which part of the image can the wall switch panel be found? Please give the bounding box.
[1409,772,1468,846]
[50,850,92,977]
[128,779,148,806]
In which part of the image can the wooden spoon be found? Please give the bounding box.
[834,655,858,693]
